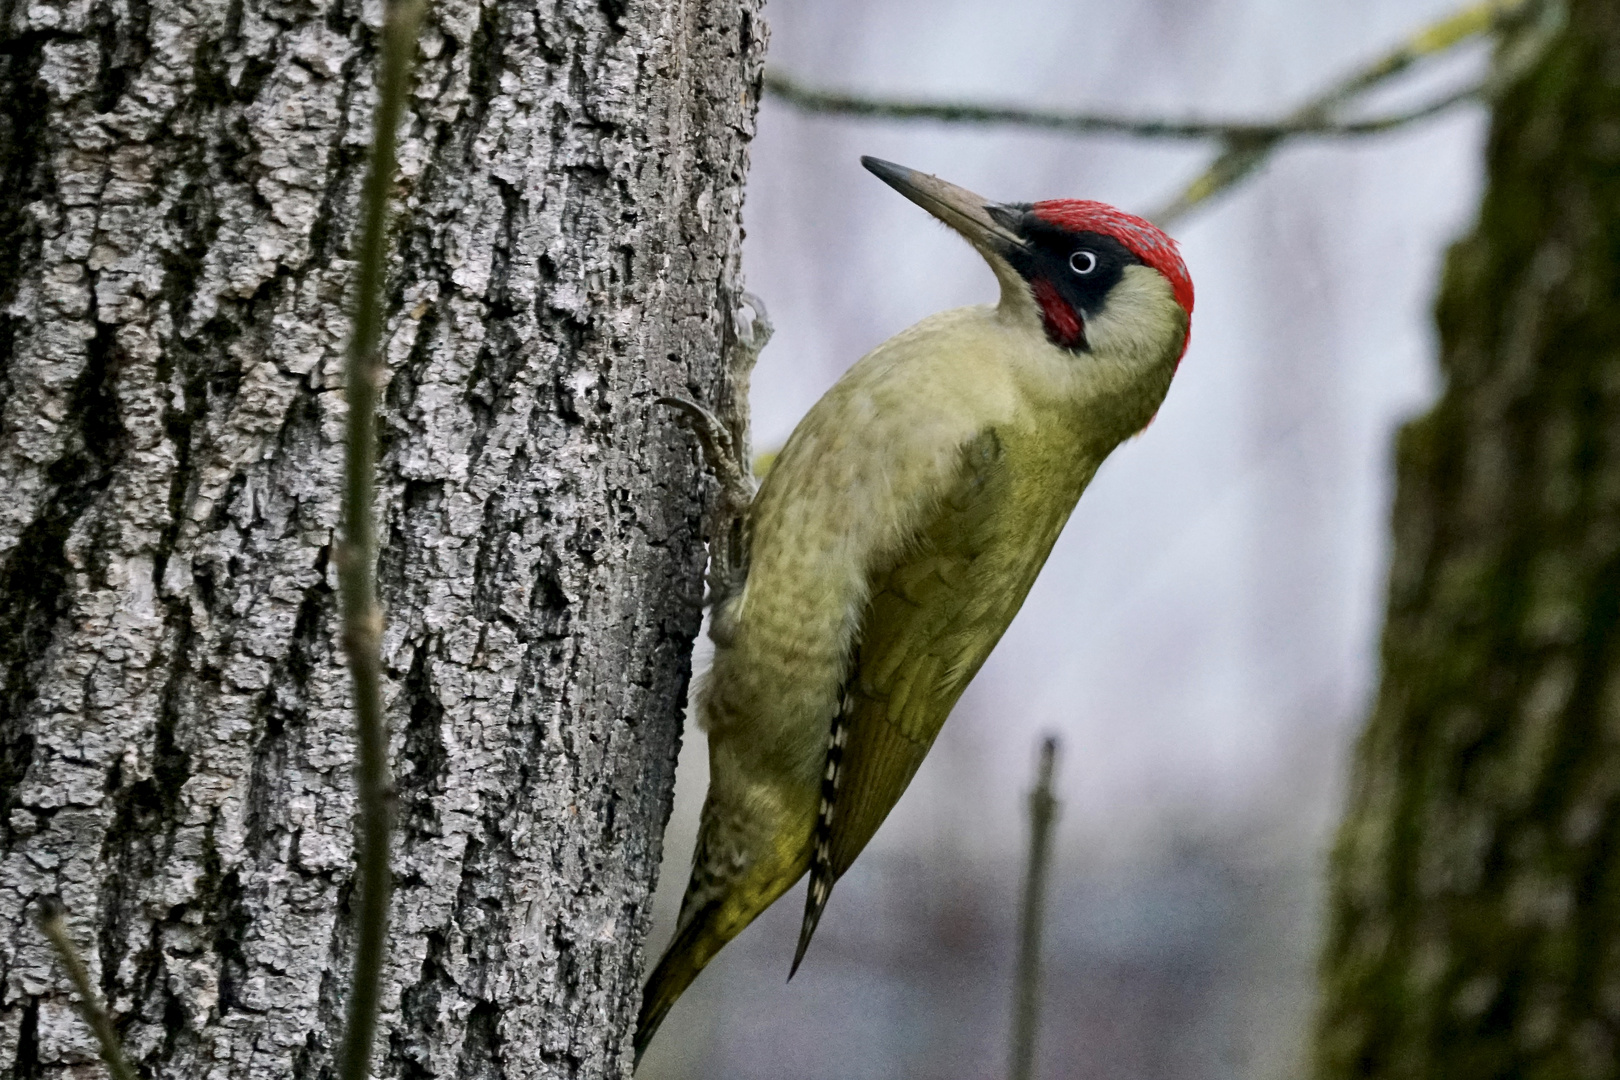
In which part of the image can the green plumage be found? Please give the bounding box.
[635,247,1188,1064]
[812,423,1094,907]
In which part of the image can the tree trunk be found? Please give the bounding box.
[1317,3,1620,1077]
[0,0,765,1076]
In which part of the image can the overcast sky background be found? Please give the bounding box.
[646,0,1492,1073]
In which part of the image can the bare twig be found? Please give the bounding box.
[1152,0,1549,224]
[39,903,141,1080]
[1287,0,1537,110]
[765,71,1480,142]
[762,1,1546,229]
[1009,737,1060,1080]
[337,3,426,1080]
[767,0,1538,144]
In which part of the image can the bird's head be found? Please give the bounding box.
[862,156,1193,370]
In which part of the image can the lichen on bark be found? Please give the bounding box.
[0,0,767,1077]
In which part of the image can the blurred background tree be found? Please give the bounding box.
[1318,2,1620,1076]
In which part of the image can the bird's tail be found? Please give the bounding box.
[634,852,806,1066]
[635,907,723,1067]
[790,702,850,977]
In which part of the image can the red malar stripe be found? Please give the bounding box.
[1031,277,1084,349]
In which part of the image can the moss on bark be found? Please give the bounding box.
[1317,4,1620,1078]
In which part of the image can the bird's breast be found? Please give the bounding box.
[701,304,1146,784]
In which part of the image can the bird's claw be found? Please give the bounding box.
[658,393,755,610]
[659,293,772,611]
[656,396,750,502]
[735,292,774,361]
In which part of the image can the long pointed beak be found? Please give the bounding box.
[861,157,1026,254]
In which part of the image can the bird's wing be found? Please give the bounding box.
[792,424,1060,971]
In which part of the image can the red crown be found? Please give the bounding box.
[1031,200,1194,362]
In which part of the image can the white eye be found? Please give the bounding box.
[1069,250,1099,275]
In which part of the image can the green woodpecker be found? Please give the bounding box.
[636,157,1194,1061]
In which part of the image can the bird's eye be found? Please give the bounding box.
[1069,250,1099,275]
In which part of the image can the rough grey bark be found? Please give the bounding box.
[1316,3,1620,1078]
[0,0,766,1076]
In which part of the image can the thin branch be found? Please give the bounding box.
[766,1,1535,143]
[762,0,1545,229]
[39,904,141,1080]
[1299,0,1538,112]
[1009,737,1061,1080]
[765,71,1480,143]
[337,3,426,1080]
[1152,0,1549,224]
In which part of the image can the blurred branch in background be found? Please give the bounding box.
[763,0,1560,226]
[39,904,139,1080]
[1009,737,1060,1080]
[1154,0,1562,224]
[765,73,1476,143]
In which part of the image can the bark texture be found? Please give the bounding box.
[0,0,766,1076]
[1317,4,1620,1078]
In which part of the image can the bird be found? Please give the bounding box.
[635,156,1194,1063]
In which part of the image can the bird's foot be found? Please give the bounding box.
[656,395,754,513]
[660,293,772,608]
